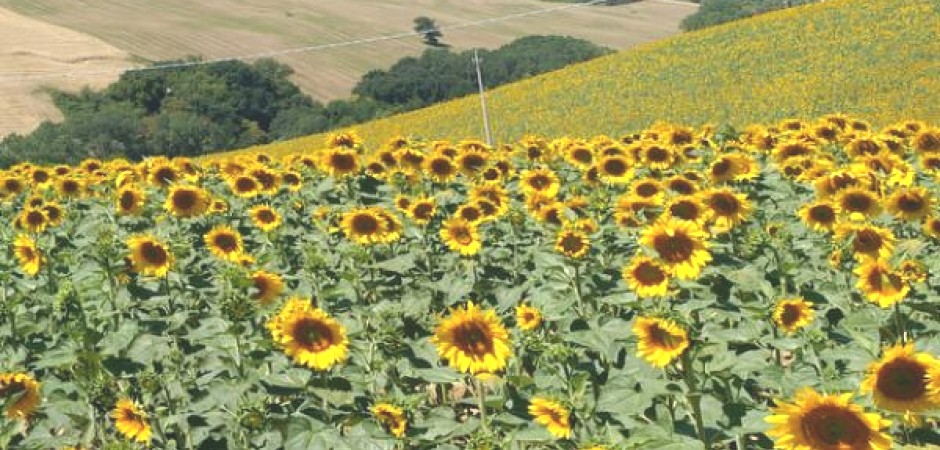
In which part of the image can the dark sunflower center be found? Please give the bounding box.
[671,131,693,145]
[141,242,168,266]
[709,194,740,216]
[669,179,695,195]
[816,127,838,140]
[283,174,300,185]
[647,147,670,162]
[154,168,176,183]
[876,358,927,401]
[26,211,45,226]
[711,159,733,177]
[802,405,870,446]
[780,304,802,327]
[413,204,433,220]
[44,207,61,221]
[648,324,683,349]
[430,159,454,176]
[527,147,543,159]
[560,234,585,254]
[916,133,940,152]
[213,234,239,253]
[380,152,398,166]
[254,172,276,189]
[573,148,593,163]
[855,140,881,155]
[460,207,482,222]
[842,192,873,213]
[670,201,700,221]
[63,180,79,193]
[809,205,836,223]
[256,210,276,223]
[32,171,49,183]
[236,177,257,192]
[528,174,551,189]
[253,278,271,297]
[294,319,335,351]
[461,155,486,171]
[478,201,497,216]
[653,232,695,264]
[120,192,137,210]
[634,262,666,285]
[604,158,628,176]
[5,180,22,192]
[636,183,659,198]
[173,191,198,210]
[20,246,36,260]
[452,226,474,245]
[0,381,26,397]
[853,230,883,254]
[454,322,493,356]
[866,268,903,293]
[331,154,356,172]
[931,220,940,234]
[352,214,380,234]
[896,194,924,213]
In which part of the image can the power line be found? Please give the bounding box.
[0,0,624,83]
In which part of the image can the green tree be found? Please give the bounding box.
[413,16,443,46]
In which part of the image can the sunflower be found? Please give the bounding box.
[622,255,671,298]
[629,178,665,204]
[520,168,560,198]
[912,128,940,154]
[250,271,284,306]
[112,399,151,443]
[375,209,403,244]
[528,397,572,439]
[372,403,407,438]
[665,175,698,195]
[662,195,708,225]
[926,217,940,240]
[470,184,509,217]
[281,170,303,191]
[707,155,739,184]
[393,195,412,213]
[564,142,595,169]
[408,197,437,225]
[268,297,348,370]
[341,208,388,245]
[229,174,261,198]
[41,203,63,226]
[555,229,590,259]
[18,208,48,233]
[423,152,458,183]
[854,259,909,308]
[1,175,25,196]
[205,225,244,262]
[700,188,752,231]
[455,203,485,225]
[440,218,482,256]
[456,150,489,179]
[127,235,174,277]
[836,224,895,262]
[639,219,712,280]
[431,301,512,375]
[633,316,689,368]
[797,201,840,232]
[320,147,360,178]
[885,187,934,222]
[0,372,41,418]
[640,144,676,171]
[164,185,210,218]
[772,298,814,334]
[860,343,940,413]
[836,187,882,220]
[147,162,179,187]
[765,388,892,450]
[516,304,542,331]
[55,177,85,198]
[249,204,283,232]
[597,155,634,184]
[898,259,927,283]
[115,186,146,216]
[13,234,41,276]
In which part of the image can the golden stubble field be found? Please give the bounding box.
[0,0,696,138]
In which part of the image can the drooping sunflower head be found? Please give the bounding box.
[112,398,151,443]
[0,372,41,419]
[766,388,892,450]
[885,187,934,222]
[249,204,283,232]
[164,185,210,218]
[371,403,407,438]
[854,259,909,308]
[797,201,840,232]
[554,229,590,259]
[341,208,388,245]
[127,235,174,278]
[250,270,284,306]
[860,343,940,413]
[440,218,482,256]
[632,316,689,368]
[528,397,572,439]
[13,234,41,277]
[639,219,712,280]
[515,304,542,331]
[205,225,244,262]
[432,302,511,375]
[267,297,349,371]
[622,255,670,298]
[772,298,814,334]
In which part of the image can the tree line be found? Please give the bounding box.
[680,0,816,31]
[0,35,608,166]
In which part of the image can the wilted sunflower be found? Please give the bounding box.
[249,204,283,232]
[854,259,909,308]
[520,168,560,198]
[112,399,151,444]
[408,197,437,225]
[515,304,542,331]
[528,397,572,439]
[633,316,689,368]
[164,185,210,218]
[127,235,174,277]
[622,255,670,298]
[0,372,41,418]
[267,297,349,370]
[772,298,814,334]
[765,388,892,450]
[341,208,388,245]
[836,187,882,220]
[700,188,752,231]
[836,224,895,262]
[204,225,244,262]
[440,218,482,256]
[555,229,590,259]
[640,219,712,280]
[13,234,41,276]
[115,186,146,216]
[372,403,407,438]
[250,270,284,306]
[797,201,840,232]
[885,187,934,222]
[431,301,512,375]
[860,343,940,413]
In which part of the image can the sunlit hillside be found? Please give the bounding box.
[231,0,940,158]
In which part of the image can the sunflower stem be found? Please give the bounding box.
[734,433,746,450]
[573,263,585,316]
[893,302,907,344]
[475,377,488,434]
[680,352,710,448]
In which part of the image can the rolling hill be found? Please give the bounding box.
[229,0,940,158]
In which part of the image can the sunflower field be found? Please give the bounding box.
[2,115,940,449]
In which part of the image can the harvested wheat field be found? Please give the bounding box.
[0,6,130,137]
[0,0,696,137]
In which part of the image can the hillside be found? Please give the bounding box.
[232,0,940,158]
[0,0,695,137]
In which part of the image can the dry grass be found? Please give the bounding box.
[0,0,695,137]
[0,6,130,137]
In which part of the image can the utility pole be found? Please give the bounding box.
[473,49,493,146]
